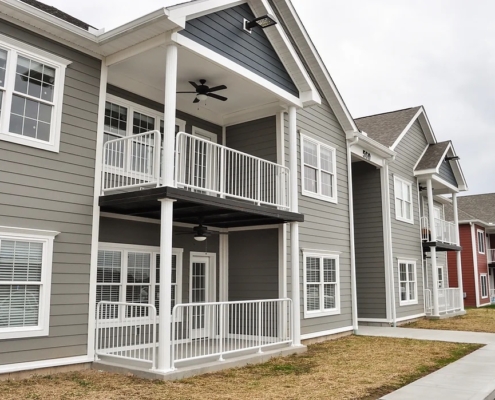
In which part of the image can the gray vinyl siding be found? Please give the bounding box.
[0,21,100,364]
[389,121,426,319]
[179,4,298,97]
[226,116,277,162]
[106,85,222,140]
[285,100,352,336]
[438,160,458,187]
[352,162,387,319]
[229,229,279,301]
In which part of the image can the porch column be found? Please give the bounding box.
[158,199,174,371]
[426,178,439,317]
[162,42,178,187]
[288,106,301,346]
[452,193,464,311]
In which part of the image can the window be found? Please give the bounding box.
[300,134,337,203]
[96,244,183,319]
[0,227,58,340]
[437,266,444,289]
[399,260,417,305]
[303,252,340,318]
[481,274,488,299]
[478,230,486,254]
[394,176,413,224]
[0,35,69,152]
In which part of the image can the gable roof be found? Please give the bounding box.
[415,141,451,171]
[19,0,95,30]
[444,202,478,222]
[354,106,421,147]
[457,194,495,225]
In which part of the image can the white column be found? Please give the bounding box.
[158,199,174,371]
[219,233,229,302]
[162,42,178,187]
[452,193,464,311]
[288,106,301,346]
[426,178,439,316]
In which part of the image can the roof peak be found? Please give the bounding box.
[355,106,422,121]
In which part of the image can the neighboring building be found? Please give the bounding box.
[446,194,495,307]
[351,107,468,325]
[0,0,365,378]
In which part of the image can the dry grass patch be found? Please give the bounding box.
[407,307,495,333]
[0,336,480,400]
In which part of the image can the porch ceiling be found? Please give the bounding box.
[108,45,285,126]
[98,187,303,228]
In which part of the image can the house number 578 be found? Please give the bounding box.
[363,150,371,161]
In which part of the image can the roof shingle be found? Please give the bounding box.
[457,194,495,224]
[415,141,450,171]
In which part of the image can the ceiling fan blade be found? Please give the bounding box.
[193,97,200,104]
[207,93,228,102]
[208,85,227,93]
[177,91,197,94]
[189,81,199,89]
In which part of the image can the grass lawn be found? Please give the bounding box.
[0,336,480,400]
[406,306,495,333]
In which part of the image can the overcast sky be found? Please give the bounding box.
[47,0,495,195]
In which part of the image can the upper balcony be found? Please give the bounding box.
[488,249,495,264]
[420,216,461,251]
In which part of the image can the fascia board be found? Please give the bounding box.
[167,0,247,20]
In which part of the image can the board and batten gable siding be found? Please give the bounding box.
[179,3,298,97]
[389,120,426,319]
[284,99,352,336]
[229,229,279,301]
[438,160,458,187]
[352,162,387,319]
[226,116,277,162]
[0,21,101,364]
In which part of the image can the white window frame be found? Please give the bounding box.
[394,176,414,224]
[0,226,59,340]
[481,274,488,299]
[97,243,183,320]
[303,251,340,318]
[300,133,338,204]
[0,34,70,153]
[477,229,486,254]
[398,259,418,306]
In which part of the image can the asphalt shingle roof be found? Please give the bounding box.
[457,194,495,224]
[444,202,478,222]
[415,141,451,171]
[19,0,94,30]
[354,106,422,148]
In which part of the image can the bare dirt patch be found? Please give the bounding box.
[0,336,480,400]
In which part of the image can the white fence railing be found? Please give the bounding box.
[95,302,157,370]
[175,132,290,210]
[171,299,292,368]
[488,249,495,263]
[424,289,432,315]
[420,216,458,245]
[102,130,161,193]
[425,288,462,316]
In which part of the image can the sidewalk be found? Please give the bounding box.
[357,326,495,400]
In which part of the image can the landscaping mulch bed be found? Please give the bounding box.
[0,336,480,400]
[407,307,495,333]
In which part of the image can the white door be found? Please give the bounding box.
[190,255,211,339]
[433,206,442,241]
[191,127,217,192]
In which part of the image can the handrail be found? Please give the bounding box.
[420,216,458,245]
[488,249,495,263]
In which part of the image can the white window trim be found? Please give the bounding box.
[303,251,340,318]
[477,229,486,254]
[398,259,418,306]
[0,34,71,153]
[192,126,217,143]
[481,274,488,299]
[97,243,183,319]
[300,133,338,204]
[0,226,59,340]
[394,176,414,224]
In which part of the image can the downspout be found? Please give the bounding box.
[346,134,359,334]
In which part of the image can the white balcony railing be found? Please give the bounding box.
[175,132,290,210]
[488,249,495,263]
[171,299,293,369]
[420,216,458,245]
[425,288,462,316]
[95,302,157,370]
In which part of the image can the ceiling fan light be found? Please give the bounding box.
[197,94,208,102]
[194,234,207,242]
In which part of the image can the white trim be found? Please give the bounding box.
[0,355,92,375]
[412,144,430,172]
[300,325,353,340]
[393,175,414,224]
[227,225,279,232]
[0,226,59,238]
[192,126,217,143]
[431,174,460,193]
[477,229,486,254]
[168,0,246,20]
[300,248,342,255]
[390,107,424,151]
[398,259,418,306]
[471,223,480,307]
[300,133,338,204]
[395,313,426,323]
[358,318,391,323]
[481,274,488,299]
[100,212,161,225]
[174,34,303,108]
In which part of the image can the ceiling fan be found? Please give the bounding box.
[175,220,222,242]
[177,79,228,103]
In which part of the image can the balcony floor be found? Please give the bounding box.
[99,186,304,228]
[422,241,462,252]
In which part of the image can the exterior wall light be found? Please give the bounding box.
[445,156,460,161]
[244,14,277,33]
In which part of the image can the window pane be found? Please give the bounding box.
[403,182,410,201]
[320,147,333,173]
[97,250,121,283]
[408,282,415,300]
[0,49,6,87]
[126,285,149,304]
[321,172,333,198]
[0,91,3,118]
[306,284,320,311]
[399,263,407,282]
[0,240,42,282]
[303,140,318,167]
[408,264,414,282]
[395,179,403,199]
[323,258,336,283]
[304,166,317,193]
[9,94,52,142]
[0,285,40,328]
[15,56,55,102]
[96,286,120,319]
[323,284,336,309]
[133,112,155,135]
[405,202,411,220]
[306,257,320,282]
[104,102,127,136]
[127,252,150,284]
[400,282,407,301]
